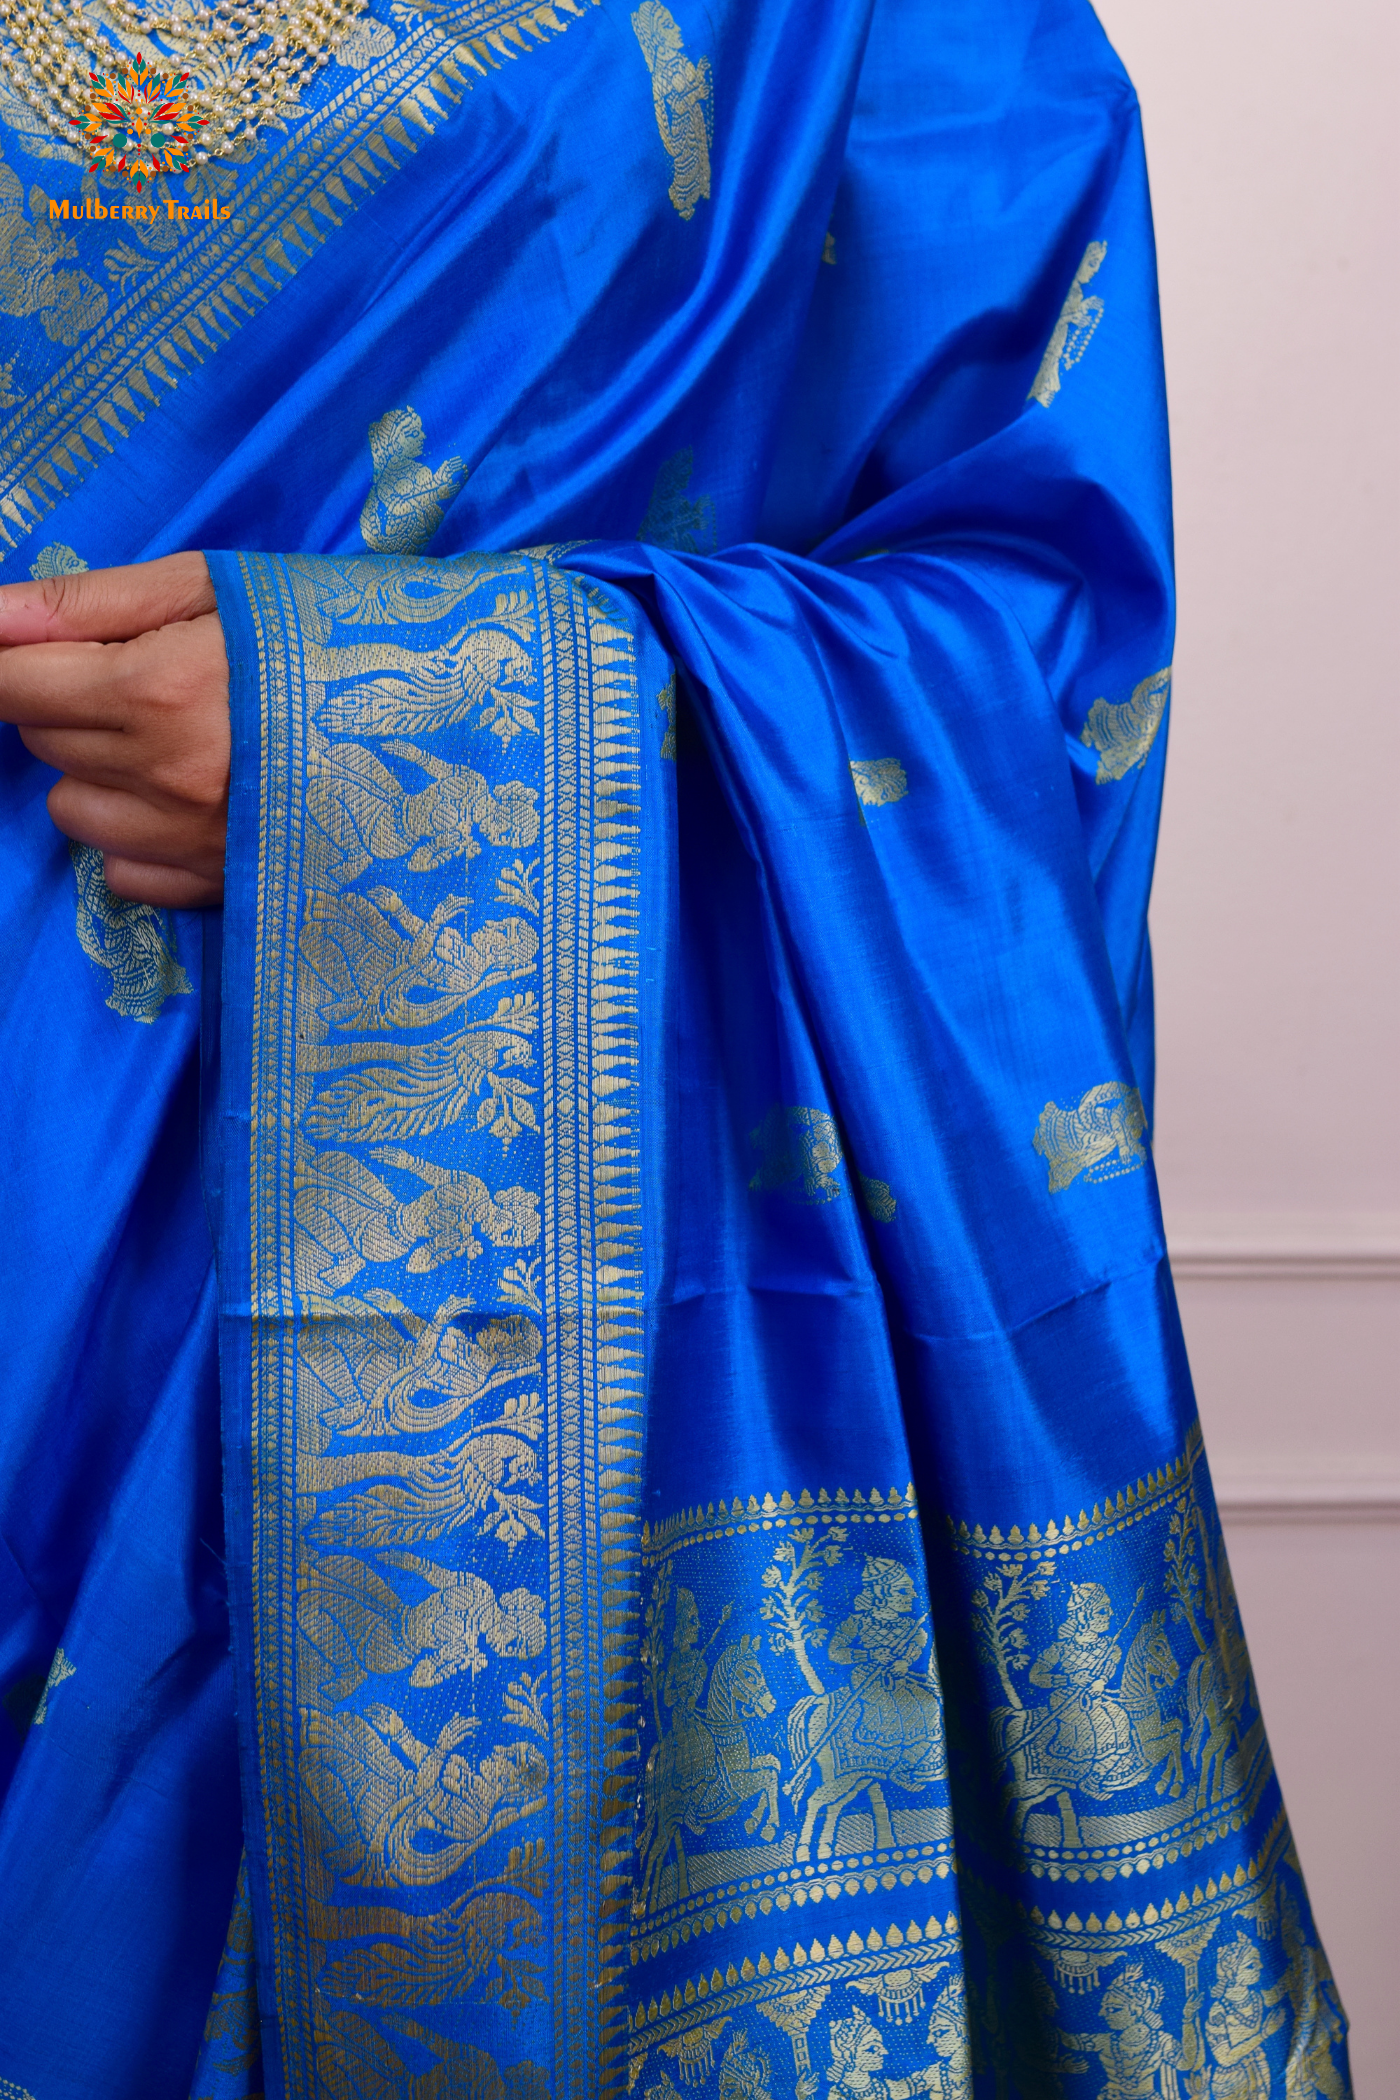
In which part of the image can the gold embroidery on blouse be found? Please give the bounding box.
[1032,1079,1147,1191]
[1028,239,1107,407]
[1081,667,1171,782]
[69,839,192,1021]
[631,3,713,221]
[849,757,907,807]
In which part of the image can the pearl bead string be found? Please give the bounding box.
[0,0,370,168]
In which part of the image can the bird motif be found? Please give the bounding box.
[307,1423,545,1553]
[303,1001,539,1149]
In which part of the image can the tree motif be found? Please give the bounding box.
[760,1524,849,1695]
[970,1559,1056,1709]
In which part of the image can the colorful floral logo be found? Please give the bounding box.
[75,58,204,190]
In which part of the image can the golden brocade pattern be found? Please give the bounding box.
[1081,666,1172,783]
[29,539,87,577]
[30,1646,75,1725]
[635,1490,952,1949]
[637,447,717,554]
[0,148,107,345]
[955,1424,1268,1878]
[627,1442,1346,2096]
[68,838,192,1021]
[848,758,907,808]
[0,0,603,567]
[631,4,712,222]
[748,1104,897,1224]
[1032,1079,1148,1192]
[657,671,677,760]
[1028,239,1107,408]
[241,551,644,2095]
[748,1105,844,1206]
[359,405,467,555]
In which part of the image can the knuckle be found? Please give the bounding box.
[34,574,74,630]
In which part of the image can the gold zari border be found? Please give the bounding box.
[241,554,644,2096]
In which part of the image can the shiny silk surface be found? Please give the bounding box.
[0,0,1350,2096]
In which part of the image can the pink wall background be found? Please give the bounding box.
[1090,2,1399,2090]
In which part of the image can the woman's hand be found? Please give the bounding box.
[0,550,230,907]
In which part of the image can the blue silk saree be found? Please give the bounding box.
[0,1,1352,2096]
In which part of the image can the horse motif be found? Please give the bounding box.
[995,1593,1182,1847]
[1117,1611,1184,1796]
[639,1633,781,1910]
[785,1557,946,1864]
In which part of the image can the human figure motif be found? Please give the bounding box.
[826,1558,944,1784]
[718,2027,773,2100]
[926,1977,971,2100]
[304,1703,548,1887]
[358,406,466,554]
[663,1588,720,1800]
[1266,1883,1348,2100]
[629,2,713,222]
[1206,1936,1285,2098]
[800,2007,941,2100]
[1025,1582,1148,1797]
[1061,1962,1181,2099]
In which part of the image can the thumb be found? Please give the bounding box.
[0,549,215,644]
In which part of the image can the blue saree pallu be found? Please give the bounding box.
[0,0,1350,2095]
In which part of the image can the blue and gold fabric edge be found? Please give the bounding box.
[209,547,652,2098]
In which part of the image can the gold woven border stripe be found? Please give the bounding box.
[242,551,319,2094]
[241,554,646,2090]
[581,578,648,2090]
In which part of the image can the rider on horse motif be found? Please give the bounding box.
[825,1557,945,1785]
[663,1587,720,1801]
[1022,1581,1149,1798]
